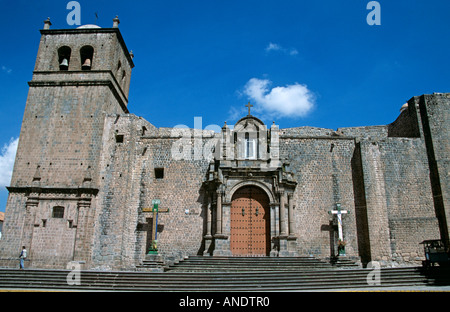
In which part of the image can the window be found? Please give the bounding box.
[58,46,71,70]
[115,134,124,143]
[121,70,127,88]
[116,61,122,77]
[245,133,256,159]
[80,45,94,70]
[154,168,164,179]
[52,206,64,218]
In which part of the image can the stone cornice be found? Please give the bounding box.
[6,186,99,197]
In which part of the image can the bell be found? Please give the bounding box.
[82,58,91,70]
[59,58,69,70]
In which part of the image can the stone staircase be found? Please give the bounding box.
[135,254,165,272]
[164,256,358,272]
[0,257,449,291]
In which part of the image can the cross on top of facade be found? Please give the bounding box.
[246,102,253,116]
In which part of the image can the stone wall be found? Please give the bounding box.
[279,134,358,259]
[417,94,450,246]
[11,84,124,188]
[0,193,28,267]
[90,114,217,269]
[354,134,440,265]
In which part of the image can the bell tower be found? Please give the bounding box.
[11,16,134,188]
[1,17,135,268]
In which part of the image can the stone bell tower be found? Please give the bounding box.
[0,17,134,268]
[12,16,134,188]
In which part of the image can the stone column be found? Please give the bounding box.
[288,193,295,236]
[286,193,298,256]
[206,197,212,237]
[216,190,223,235]
[270,203,279,237]
[73,196,92,265]
[270,203,280,257]
[279,191,287,236]
[22,197,39,259]
[213,189,231,256]
[279,190,293,256]
[203,195,213,256]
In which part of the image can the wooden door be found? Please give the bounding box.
[230,186,270,256]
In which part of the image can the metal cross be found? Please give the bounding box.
[246,102,253,116]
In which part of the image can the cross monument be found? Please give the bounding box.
[329,203,348,242]
[142,199,169,254]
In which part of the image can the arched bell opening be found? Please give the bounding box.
[58,46,71,71]
[80,45,94,70]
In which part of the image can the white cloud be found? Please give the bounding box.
[243,78,315,118]
[1,66,12,74]
[0,138,19,187]
[265,42,282,52]
[265,42,298,56]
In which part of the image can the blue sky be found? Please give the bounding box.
[0,0,449,212]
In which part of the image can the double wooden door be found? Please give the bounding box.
[230,186,270,256]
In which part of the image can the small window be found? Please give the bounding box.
[115,134,124,143]
[58,46,71,70]
[155,168,164,179]
[52,206,64,218]
[116,61,122,79]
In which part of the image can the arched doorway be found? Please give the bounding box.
[230,186,270,256]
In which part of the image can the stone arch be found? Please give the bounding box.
[226,180,275,204]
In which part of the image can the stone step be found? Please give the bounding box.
[165,256,347,272]
[135,254,166,272]
[0,268,434,284]
[0,264,448,291]
[171,256,333,264]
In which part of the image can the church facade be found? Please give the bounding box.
[0,18,448,270]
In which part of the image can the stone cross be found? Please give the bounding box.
[246,102,253,116]
[329,203,347,242]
